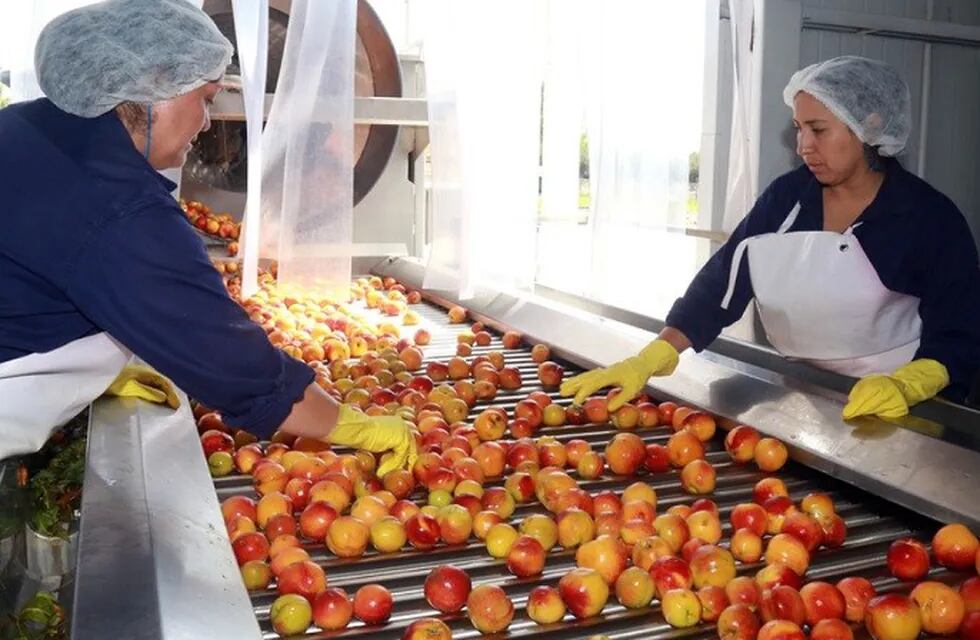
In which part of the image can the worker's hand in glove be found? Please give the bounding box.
[560,339,679,411]
[327,405,418,477]
[842,359,949,420]
[104,365,180,409]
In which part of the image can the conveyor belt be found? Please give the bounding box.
[213,298,952,639]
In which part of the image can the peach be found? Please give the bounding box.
[725,576,761,610]
[486,522,520,558]
[910,581,965,635]
[473,510,503,540]
[962,611,980,640]
[241,560,271,591]
[754,437,788,471]
[781,511,824,553]
[474,408,508,441]
[653,513,690,553]
[961,576,980,613]
[622,499,656,525]
[731,503,768,537]
[527,585,566,624]
[611,403,640,429]
[615,566,655,608]
[520,513,559,551]
[760,585,807,626]
[270,594,312,636]
[403,618,451,640]
[836,576,876,622]
[481,486,516,519]
[887,538,929,581]
[369,516,407,553]
[504,472,535,503]
[405,512,440,550]
[717,603,761,640]
[256,492,292,528]
[507,534,546,577]
[698,585,730,622]
[662,588,702,628]
[644,443,670,473]
[576,534,630,585]
[264,513,297,540]
[753,477,789,505]
[811,618,854,640]
[683,412,717,441]
[558,508,596,549]
[690,544,737,589]
[755,562,802,591]
[730,528,764,563]
[622,481,657,508]
[864,594,921,640]
[604,432,646,475]
[424,565,471,613]
[531,343,550,362]
[800,491,836,521]
[681,459,716,494]
[283,478,312,512]
[686,511,723,545]
[724,425,761,463]
[326,516,369,558]
[800,581,845,625]
[472,441,506,478]
[565,439,592,466]
[222,495,258,524]
[593,491,622,517]
[308,479,351,514]
[227,514,257,541]
[820,512,848,548]
[933,523,979,571]
[757,619,805,640]
[537,361,564,387]
[234,445,264,474]
[467,584,514,633]
[559,567,610,619]
[667,430,705,467]
[390,499,420,524]
[268,534,302,560]
[542,404,566,427]
[353,584,392,625]
[277,559,327,603]
[232,531,269,566]
[577,451,605,479]
[631,535,673,571]
[765,533,810,576]
[299,501,337,541]
[436,503,473,545]
[583,397,609,423]
[650,555,694,598]
[763,496,797,534]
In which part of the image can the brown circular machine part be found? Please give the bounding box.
[189,0,401,205]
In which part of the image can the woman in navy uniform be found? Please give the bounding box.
[0,0,415,471]
[563,56,980,419]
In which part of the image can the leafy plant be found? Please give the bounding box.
[27,439,85,539]
[1,591,67,640]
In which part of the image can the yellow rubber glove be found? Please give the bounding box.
[842,359,949,420]
[328,405,418,477]
[560,339,679,411]
[104,365,180,409]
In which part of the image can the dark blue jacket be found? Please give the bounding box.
[666,159,980,400]
[0,99,313,436]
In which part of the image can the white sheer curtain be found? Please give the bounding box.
[421,0,544,299]
[584,1,704,300]
[260,0,356,296]
[231,0,268,300]
[723,0,758,232]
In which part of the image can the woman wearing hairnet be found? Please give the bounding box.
[563,56,980,420]
[0,0,416,473]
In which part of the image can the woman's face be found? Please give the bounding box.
[147,82,221,169]
[792,91,867,186]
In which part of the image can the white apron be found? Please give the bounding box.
[721,202,921,377]
[0,333,131,459]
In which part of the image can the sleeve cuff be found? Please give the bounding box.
[223,355,315,438]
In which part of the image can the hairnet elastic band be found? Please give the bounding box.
[144,105,152,159]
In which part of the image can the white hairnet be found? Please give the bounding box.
[35,0,233,118]
[783,55,911,156]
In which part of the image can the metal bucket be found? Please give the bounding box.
[24,525,77,579]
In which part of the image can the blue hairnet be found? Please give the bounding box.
[35,0,233,118]
[783,56,911,157]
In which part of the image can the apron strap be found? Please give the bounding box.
[721,201,801,311]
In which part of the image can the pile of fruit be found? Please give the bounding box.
[196,276,980,639]
[179,198,240,256]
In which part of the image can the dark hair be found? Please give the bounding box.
[114,101,153,134]
[863,143,886,172]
